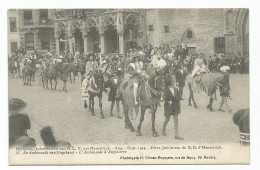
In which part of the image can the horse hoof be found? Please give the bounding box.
[188,103,192,106]
[110,113,114,117]
[194,105,198,108]
[153,132,159,137]
[100,115,105,119]
[162,130,166,136]
[136,131,141,136]
[129,127,135,132]
[125,124,130,129]
[91,112,95,116]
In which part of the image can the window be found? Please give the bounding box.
[187,30,193,38]
[41,41,50,50]
[214,37,225,53]
[11,42,18,53]
[24,10,33,25]
[25,33,34,50]
[73,9,82,16]
[148,25,153,31]
[40,9,48,23]
[10,17,17,32]
[164,26,169,33]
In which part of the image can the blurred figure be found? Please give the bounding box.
[40,126,71,147]
[9,98,36,147]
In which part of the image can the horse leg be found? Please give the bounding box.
[69,72,72,83]
[123,100,135,132]
[89,95,92,114]
[50,78,53,90]
[54,79,57,90]
[46,78,49,90]
[91,97,95,115]
[29,75,32,86]
[98,95,105,119]
[188,83,198,108]
[191,92,198,108]
[188,84,192,106]
[73,72,76,82]
[207,97,214,112]
[151,107,159,137]
[136,107,145,136]
[84,100,88,108]
[110,100,115,117]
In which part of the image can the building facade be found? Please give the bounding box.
[53,9,145,55]
[9,9,249,57]
[8,9,20,56]
[145,8,249,56]
[17,9,56,54]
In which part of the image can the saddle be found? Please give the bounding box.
[193,72,205,84]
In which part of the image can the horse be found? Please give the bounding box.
[186,72,230,111]
[87,71,105,119]
[118,65,166,137]
[22,63,34,86]
[42,62,68,91]
[68,62,79,83]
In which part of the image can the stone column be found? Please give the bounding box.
[100,32,105,54]
[68,36,73,54]
[55,36,60,55]
[118,33,124,54]
[117,12,124,55]
[83,34,88,54]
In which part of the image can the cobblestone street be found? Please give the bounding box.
[8,74,249,145]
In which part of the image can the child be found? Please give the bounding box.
[104,71,123,119]
[162,75,184,140]
[81,73,92,108]
[218,66,232,113]
[9,98,36,147]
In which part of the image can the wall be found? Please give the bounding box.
[145,9,226,55]
[8,9,20,56]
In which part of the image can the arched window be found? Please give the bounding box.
[182,28,196,40]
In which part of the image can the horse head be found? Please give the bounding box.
[93,71,104,90]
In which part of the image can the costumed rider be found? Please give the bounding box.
[81,54,98,103]
[127,52,146,106]
[191,53,209,78]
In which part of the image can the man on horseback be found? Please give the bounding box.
[126,52,145,106]
[191,53,209,78]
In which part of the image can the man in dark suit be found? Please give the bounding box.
[175,63,187,100]
[162,74,183,140]
[180,44,188,61]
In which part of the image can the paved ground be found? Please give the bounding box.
[8,74,249,145]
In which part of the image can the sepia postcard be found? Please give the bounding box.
[8,8,250,165]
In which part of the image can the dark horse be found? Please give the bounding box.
[68,62,79,83]
[22,62,34,86]
[87,71,105,119]
[187,72,230,111]
[118,65,166,137]
[42,62,68,91]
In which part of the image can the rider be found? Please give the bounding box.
[191,53,209,78]
[81,54,99,95]
[127,52,144,106]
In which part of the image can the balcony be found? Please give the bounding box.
[23,20,33,26]
[39,18,54,26]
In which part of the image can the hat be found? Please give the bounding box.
[9,98,26,112]
[220,66,230,72]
